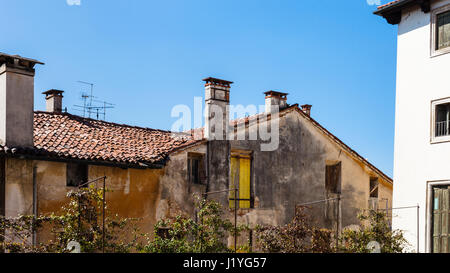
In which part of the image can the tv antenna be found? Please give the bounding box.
[73,81,115,120]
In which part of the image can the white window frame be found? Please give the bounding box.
[430,97,450,144]
[431,4,450,57]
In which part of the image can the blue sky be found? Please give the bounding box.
[1,0,397,176]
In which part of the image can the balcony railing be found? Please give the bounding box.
[436,120,450,137]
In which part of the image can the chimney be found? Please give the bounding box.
[0,53,43,147]
[203,77,233,140]
[43,89,64,113]
[265,91,288,113]
[301,104,312,116]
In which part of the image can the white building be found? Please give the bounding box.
[375,0,450,253]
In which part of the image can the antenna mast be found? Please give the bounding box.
[73,81,115,120]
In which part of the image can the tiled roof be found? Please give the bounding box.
[0,111,200,167]
[377,0,403,10]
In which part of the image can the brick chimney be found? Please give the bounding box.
[301,104,312,116]
[265,91,288,113]
[0,53,43,147]
[203,77,233,140]
[43,89,64,113]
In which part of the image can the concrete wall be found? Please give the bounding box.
[393,0,450,252]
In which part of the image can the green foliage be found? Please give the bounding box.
[339,210,408,253]
[254,207,334,253]
[0,185,142,253]
[143,195,237,253]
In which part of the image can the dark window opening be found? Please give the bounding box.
[66,163,88,187]
[436,103,450,137]
[325,162,341,194]
[188,153,205,185]
[370,178,379,198]
[437,10,450,50]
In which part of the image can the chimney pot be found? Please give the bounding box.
[0,52,43,147]
[265,90,288,113]
[301,104,312,116]
[42,89,64,113]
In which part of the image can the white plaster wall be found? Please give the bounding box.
[393,0,450,252]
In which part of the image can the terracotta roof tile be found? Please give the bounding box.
[0,111,200,167]
[377,0,403,10]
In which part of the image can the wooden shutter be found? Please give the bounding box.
[239,157,251,209]
[229,154,251,209]
[433,186,450,253]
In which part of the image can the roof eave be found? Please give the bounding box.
[374,0,431,25]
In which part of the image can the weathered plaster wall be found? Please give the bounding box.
[156,144,207,220]
[227,109,393,232]
[31,160,163,242]
[4,158,33,218]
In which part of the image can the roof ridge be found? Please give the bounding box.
[33,110,185,135]
[290,107,393,183]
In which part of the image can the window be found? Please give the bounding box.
[437,11,450,50]
[431,98,450,143]
[370,178,379,198]
[66,163,88,187]
[435,103,450,137]
[188,153,205,184]
[325,162,341,194]
[229,152,252,209]
[368,177,379,210]
[431,5,450,56]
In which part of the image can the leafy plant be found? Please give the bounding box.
[0,185,143,253]
[339,210,408,253]
[254,207,334,253]
[143,195,239,253]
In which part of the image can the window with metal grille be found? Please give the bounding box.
[229,152,252,209]
[435,103,450,137]
[437,11,450,50]
[66,163,88,187]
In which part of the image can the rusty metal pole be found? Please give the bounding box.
[200,193,205,253]
[102,176,106,254]
[234,188,238,253]
[336,194,341,247]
